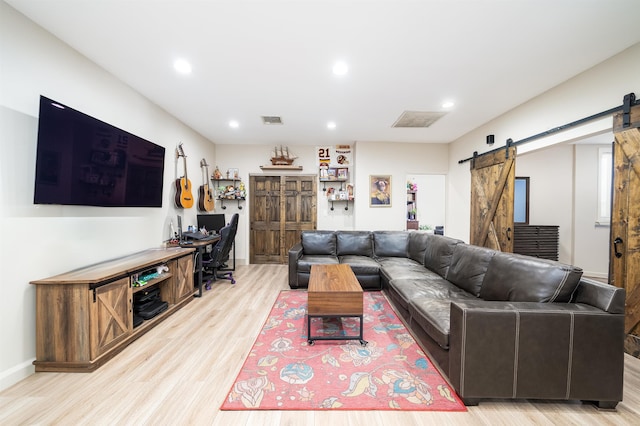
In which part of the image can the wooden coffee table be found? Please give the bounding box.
[307,264,367,346]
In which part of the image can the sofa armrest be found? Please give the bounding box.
[288,243,304,288]
[448,300,624,406]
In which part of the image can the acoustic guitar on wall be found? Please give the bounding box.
[198,158,215,212]
[175,143,194,209]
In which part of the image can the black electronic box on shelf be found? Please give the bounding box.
[133,285,168,324]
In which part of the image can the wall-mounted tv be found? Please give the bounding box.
[34,96,166,207]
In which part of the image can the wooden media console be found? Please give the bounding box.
[30,247,195,372]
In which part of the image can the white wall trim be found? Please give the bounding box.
[0,359,35,391]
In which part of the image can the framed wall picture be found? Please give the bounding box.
[337,168,348,180]
[370,175,391,207]
[227,168,239,179]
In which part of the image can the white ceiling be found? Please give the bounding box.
[6,0,640,147]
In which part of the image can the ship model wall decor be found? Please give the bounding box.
[271,145,298,165]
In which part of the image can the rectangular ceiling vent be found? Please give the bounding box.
[392,111,446,128]
[262,115,283,125]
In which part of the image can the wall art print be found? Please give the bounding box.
[370,175,391,207]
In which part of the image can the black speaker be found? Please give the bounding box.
[486,134,495,145]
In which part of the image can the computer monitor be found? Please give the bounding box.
[177,215,183,241]
[197,214,226,234]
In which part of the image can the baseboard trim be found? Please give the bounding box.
[0,359,35,392]
[582,271,608,280]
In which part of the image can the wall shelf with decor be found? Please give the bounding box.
[322,168,353,211]
[320,168,349,191]
[317,145,354,213]
[328,199,351,211]
[211,178,246,210]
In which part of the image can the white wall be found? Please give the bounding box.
[574,144,611,277]
[353,142,449,231]
[516,144,574,264]
[409,174,446,230]
[213,143,450,237]
[447,43,640,244]
[0,3,216,390]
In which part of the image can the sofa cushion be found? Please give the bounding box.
[389,277,468,308]
[423,235,461,278]
[377,257,422,269]
[297,255,339,273]
[446,244,496,297]
[301,231,336,256]
[336,231,373,257]
[480,252,583,302]
[408,231,430,264]
[408,295,472,350]
[373,231,409,258]
[338,255,380,275]
[379,260,435,284]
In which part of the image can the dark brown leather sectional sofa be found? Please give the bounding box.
[288,230,625,408]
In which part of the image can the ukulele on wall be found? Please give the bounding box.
[175,143,194,209]
[198,158,215,212]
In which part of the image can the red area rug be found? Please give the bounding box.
[221,290,466,411]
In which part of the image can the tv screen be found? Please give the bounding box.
[34,96,166,207]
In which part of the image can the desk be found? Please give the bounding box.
[180,236,220,297]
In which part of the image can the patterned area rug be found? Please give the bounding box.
[221,290,466,411]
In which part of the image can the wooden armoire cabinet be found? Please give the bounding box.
[250,174,317,264]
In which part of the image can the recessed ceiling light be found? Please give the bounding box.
[442,101,455,109]
[327,121,337,129]
[332,61,348,76]
[174,59,192,75]
[229,120,239,128]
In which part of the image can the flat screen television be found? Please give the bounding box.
[34,96,166,207]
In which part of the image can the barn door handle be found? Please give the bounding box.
[506,227,512,241]
[614,237,623,258]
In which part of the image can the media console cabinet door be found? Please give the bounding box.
[90,277,132,359]
[173,255,194,302]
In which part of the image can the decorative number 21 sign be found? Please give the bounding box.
[317,147,331,167]
[316,145,352,167]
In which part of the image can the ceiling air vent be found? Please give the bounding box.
[262,115,283,125]
[392,111,446,128]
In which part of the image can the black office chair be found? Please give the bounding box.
[203,213,238,287]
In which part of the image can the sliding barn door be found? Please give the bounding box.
[250,175,317,264]
[470,146,516,252]
[610,100,640,355]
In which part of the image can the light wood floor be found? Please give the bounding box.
[2,264,640,425]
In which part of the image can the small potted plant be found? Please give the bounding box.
[419,224,434,234]
[408,208,417,220]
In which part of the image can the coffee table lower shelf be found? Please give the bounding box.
[307,314,368,346]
